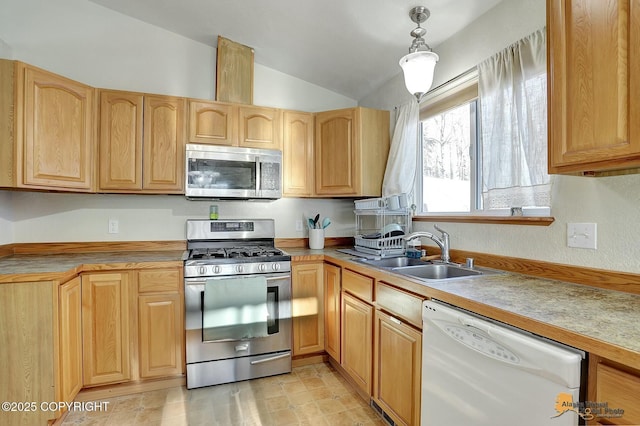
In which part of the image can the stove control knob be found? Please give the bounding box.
[198,266,207,275]
[213,266,221,274]
[272,263,280,271]
[236,265,244,273]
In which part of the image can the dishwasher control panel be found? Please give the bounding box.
[444,324,520,364]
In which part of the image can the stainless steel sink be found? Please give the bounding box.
[354,257,430,269]
[392,263,501,281]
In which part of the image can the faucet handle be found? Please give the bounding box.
[433,224,448,237]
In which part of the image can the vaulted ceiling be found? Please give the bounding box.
[89,0,503,100]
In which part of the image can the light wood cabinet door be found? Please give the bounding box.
[283,110,314,197]
[323,263,341,362]
[292,262,325,355]
[589,356,640,425]
[548,0,640,174]
[188,100,237,145]
[19,63,95,191]
[341,292,373,396]
[315,108,357,195]
[373,310,422,426]
[282,111,314,197]
[138,293,183,378]
[315,107,389,196]
[58,277,83,405]
[98,90,144,190]
[81,272,132,386]
[143,95,186,192]
[238,105,282,150]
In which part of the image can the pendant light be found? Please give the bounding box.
[399,6,439,102]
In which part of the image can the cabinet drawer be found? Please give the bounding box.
[342,268,374,302]
[138,269,181,293]
[596,363,640,424]
[376,282,423,328]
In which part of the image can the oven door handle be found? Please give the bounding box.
[250,352,290,365]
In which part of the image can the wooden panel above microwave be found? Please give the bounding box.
[216,36,254,105]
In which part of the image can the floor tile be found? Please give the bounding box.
[61,362,385,426]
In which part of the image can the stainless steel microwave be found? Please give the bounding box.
[185,144,282,200]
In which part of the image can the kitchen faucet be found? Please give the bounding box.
[404,225,450,263]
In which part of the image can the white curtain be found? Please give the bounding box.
[478,28,551,209]
[382,101,419,199]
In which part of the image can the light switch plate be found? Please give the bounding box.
[567,223,597,249]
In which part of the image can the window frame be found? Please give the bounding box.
[413,69,554,226]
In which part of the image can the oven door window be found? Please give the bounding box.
[266,286,279,334]
[200,284,279,342]
[188,158,256,190]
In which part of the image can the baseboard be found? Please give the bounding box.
[74,376,186,402]
[292,353,327,367]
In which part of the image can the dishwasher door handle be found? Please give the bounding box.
[250,352,290,365]
[459,317,492,334]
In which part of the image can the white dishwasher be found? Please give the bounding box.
[422,300,585,426]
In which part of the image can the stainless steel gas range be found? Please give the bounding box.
[184,219,292,389]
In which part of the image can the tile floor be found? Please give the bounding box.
[61,363,387,426]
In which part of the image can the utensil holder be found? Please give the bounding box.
[309,229,325,249]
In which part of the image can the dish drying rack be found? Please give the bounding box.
[353,197,411,258]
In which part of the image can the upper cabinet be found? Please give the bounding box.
[189,100,236,146]
[548,0,640,174]
[315,107,390,196]
[99,90,185,193]
[142,95,186,192]
[0,60,95,191]
[187,100,282,150]
[283,110,314,197]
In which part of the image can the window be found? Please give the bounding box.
[418,72,479,214]
[417,28,550,218]
[421,97,477,213]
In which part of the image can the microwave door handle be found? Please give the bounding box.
[255,156,261,196]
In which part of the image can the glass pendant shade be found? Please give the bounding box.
[399,50,439,98]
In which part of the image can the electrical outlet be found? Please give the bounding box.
[295,220,303,232]
[108,219,119,234]
[567,223,596,249]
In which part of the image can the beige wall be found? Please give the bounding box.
[361,0,640,275]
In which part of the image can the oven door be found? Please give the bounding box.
[185,144,281,199]
[185,273,291,364]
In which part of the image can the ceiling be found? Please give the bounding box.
[89,0,503,100]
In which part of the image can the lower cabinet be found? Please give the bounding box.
[341,292,373,395]
[292,262,325,355]
[81,267,184,386]
[137,269,184,378]
[323,262,341,362]
[58,277,83,405]
[373,309,422,426]
[81,272,133,386]
[589,356,640,425]
[0,279,82,426]
[374,281,424,426]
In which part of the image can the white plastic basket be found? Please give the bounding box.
[354,235,405,257]
[354,198,387,210]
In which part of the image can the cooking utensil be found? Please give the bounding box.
[313,214,320,228]
[322,217,331,229]
[308,218,315,229]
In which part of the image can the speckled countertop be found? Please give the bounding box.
[289,247,640,367]
[1,246,638,367]
[0,250,185,282]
